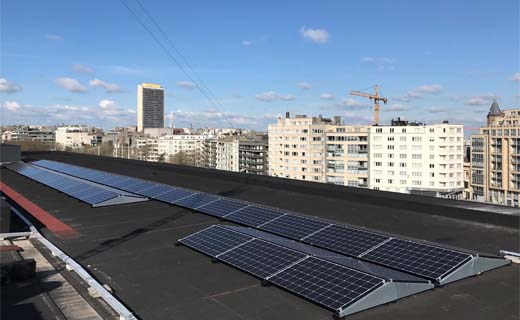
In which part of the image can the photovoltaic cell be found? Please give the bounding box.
[8,163,121,206]
[140,185,172,198]
[180,225,252,257]
[260,214,330,240]
[154,188,195,203]
[173,193,219,209]
[217,239,306,278]
[268,257,385,311]
[197,198,249,218]
[224,205,284,227]
[361,238,472,280]
[303,225,390,257]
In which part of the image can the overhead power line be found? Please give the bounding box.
[118,0,236,128]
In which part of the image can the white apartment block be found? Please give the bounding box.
[368,118,464,196]
[55,126,102,149]
[216,135,239,172]
[470,102,519,206]
[268,113,341,182]
[326,125,369,187]
[157,134,213,165]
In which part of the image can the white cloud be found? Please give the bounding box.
[127,109,136,114]
[173,109,278,129]
[0,100,136,127]
[427,106,448,113]
[242,40,253,47]
[394,84,443,101]
[415,84,442,94]
[2,101,21,111]
[256,91,295,102]
[384,104,408,112]
[89,78,122,93]
[99,99,116,109]
[464,94,496,106]
[46,34,63,41]
[0,78,22,93]
[361,56,394,64]
[339,98,368,108]
[72,64,94,74]
[300,26,330,44]
[176,81,196,90]
[511,72,520,81]
[55,77,87,93]
[320,93,335,100]
[297,82,312,90]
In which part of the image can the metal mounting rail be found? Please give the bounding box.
[8,203,138,320]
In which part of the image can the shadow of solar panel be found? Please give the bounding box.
[173,193,219,209]
[268,257,385,311]
[180,225,252,257]
[260,214,330,240]
[303,225,390,257]
[361,238,472,280]
[217,239,306,278]
[154,188,195,203]
[224,206,284,227]
[196,198,249,218]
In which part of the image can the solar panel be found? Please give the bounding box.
[361,238,472,280]
[268,257,385,311]
[9,163,120,206]
[217,239,306,278]
[173,193,219,209]
[154,188,195,203]
[303,225,390,257]
[196,198,249,217]
[224,205,284,227]
[260,214,330,240]
[8,163,146,207]
[124,181,157,193]
[139,185,172,198]
[179,225,252,256]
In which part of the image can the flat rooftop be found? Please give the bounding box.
[1,151,518,320]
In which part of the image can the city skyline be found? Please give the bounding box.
[1,0,519,130]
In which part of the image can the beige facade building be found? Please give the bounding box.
[216,133,269,175]
[55,126,103,150]
[368,118,464,196]
[268,113,341,182]
[470,101,520,206]
[325,125,369,187]
[137,83,164,131]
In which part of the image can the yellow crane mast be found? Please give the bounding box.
[350,85,388,125]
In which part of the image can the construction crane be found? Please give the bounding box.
[350,85,388,125]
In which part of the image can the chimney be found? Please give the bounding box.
[285,112,290,119]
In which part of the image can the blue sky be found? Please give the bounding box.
[1,0,519,132]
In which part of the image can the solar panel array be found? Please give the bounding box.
[8,163,122,206]
[33,159,474,282]
[179,225,385,311]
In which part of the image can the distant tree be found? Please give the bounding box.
[158,152,166,163]
[7,140,54,151]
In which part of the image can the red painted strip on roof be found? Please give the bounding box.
[0,245,23,252]
[0,182,79,239]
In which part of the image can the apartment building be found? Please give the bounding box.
[216,135,239,172]
[268,113,341,182]
[157,134,212,165]
[368,118,464,197]
[137,83,164,131]
[215,132,269,174]
[325,125,369,187]
[4,126,56,143]
[55,126,103,149]
[470,101,520,206]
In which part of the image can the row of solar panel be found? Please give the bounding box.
[8,163,120,206]
[179,225,386,312]
[33,159,473,281]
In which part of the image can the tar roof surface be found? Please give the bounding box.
[1,151,519,320]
